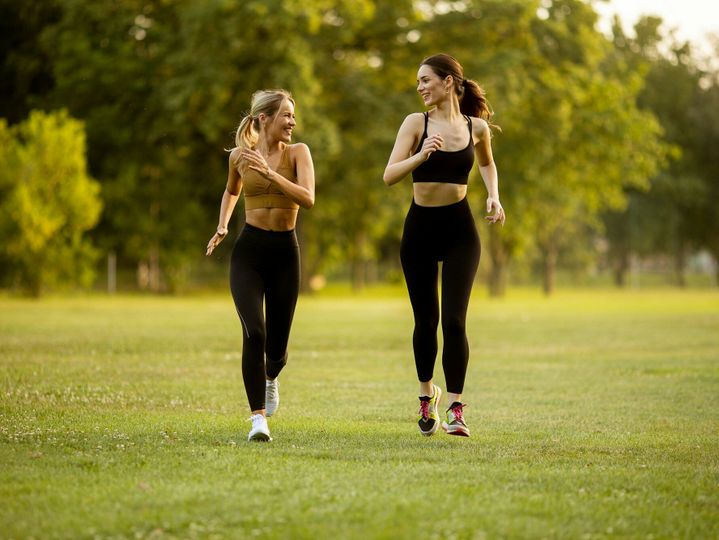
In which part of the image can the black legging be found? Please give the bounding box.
[230,223,300,411]
[400,198,481,394]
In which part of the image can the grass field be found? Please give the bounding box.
[1,288,718,539]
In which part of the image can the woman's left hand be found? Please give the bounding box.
[206,227,228,256]
[485,197,505,226]
[241,149,271,178]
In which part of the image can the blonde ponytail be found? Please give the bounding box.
[235,114,259,151]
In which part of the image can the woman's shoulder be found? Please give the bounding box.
[286,142,311,156]
[286,143,313,166]
[399,112,426,132]
[404,112,426,123]
[468,116,490,138]
[467,115,489,128]
[228,146,243,166]
[286,142,309,150]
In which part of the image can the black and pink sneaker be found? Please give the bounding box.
[417,384,442,436]
[442,402,470,437]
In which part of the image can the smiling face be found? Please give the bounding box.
[263,98,296,143]
[416,64,450,107]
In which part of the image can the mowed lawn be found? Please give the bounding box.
[1,288,717,539]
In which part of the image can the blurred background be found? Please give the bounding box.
[1,0,717,297]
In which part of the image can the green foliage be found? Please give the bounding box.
[0,110,102,295]
[602,15,719,286]
[2,0,715,293]
[0,0,60,123]
[299,0,420,287]
[451,0,670,293]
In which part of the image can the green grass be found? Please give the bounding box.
[1,288,718,539]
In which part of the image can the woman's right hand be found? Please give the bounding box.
[419,133,443,161]
[206,227,228,256]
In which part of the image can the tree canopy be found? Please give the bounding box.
[1,0,716,295]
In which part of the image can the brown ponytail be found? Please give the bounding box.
[460,78,494,123]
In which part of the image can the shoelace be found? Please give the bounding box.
[418,400,430,420]
[451,404,465,423]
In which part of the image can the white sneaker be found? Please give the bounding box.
[247,413,271,442]
[265,379,280,417]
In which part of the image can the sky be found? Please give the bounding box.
[594,0,719,56]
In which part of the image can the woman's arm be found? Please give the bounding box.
[240,144,315,209]
[383,113,443,186]
[206,152,243,255]
[474,118,505,225]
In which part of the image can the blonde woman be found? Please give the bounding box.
[206,89,315,442]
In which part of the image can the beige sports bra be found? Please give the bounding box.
[242,145,299,210]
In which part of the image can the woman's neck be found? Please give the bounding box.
[255,135,283,156]
[432,96,462,122]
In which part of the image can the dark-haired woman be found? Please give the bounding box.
[383,53,505,437]
[206,89,315,442]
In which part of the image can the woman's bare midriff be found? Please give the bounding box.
[246,208,299,231]
[413,182,468,207]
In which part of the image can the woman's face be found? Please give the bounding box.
[416,65,449,107]
[265,99,296,143]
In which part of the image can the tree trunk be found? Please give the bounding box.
[137,261,149,290]
[24,264,42,297]
[107,251,117,294]
[149,245,161,292]
[674,241,686,288]
[351,230,366,292]
[366,259,378,284]
[542,244,557,296]
[613,249,629,288]
[487,225,507,297]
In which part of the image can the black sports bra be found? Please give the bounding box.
[412,112,474,185]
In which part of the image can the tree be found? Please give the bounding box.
[691,59,719,284]
[0,110,102,295]
[0,0,60,123]
[302,0,420,290]
[604,16,715,287]
[487,0,667,295]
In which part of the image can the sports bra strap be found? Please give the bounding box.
[279,144,290,168]
[423,112,472,138]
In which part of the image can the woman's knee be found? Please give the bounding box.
[415,315,439,334]
[441,314,466,337]
[243,324,265,345]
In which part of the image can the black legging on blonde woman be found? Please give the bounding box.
[230,224,300,411]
